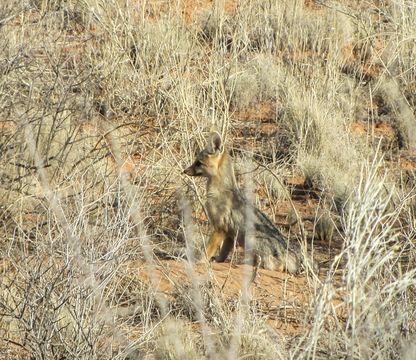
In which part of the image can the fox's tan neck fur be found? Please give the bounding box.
[207,152,237,193]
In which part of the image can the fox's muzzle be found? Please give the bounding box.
[183,165,196,176]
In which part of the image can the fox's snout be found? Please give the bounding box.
[183,165,196,176]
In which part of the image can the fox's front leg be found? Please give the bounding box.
[216,238,234,262]
[206,230,226,260]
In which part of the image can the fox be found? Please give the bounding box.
[183,132,301,273]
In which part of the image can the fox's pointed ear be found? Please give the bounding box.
[207,131,223,154]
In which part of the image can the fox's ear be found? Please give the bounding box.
[207,132,223,154]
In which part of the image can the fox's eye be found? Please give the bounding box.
[195,160,203,167]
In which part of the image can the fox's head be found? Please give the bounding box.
[183,132,224,178]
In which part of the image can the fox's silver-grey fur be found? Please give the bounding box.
[184,132,300,273]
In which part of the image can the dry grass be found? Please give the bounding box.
[1,0,416,358]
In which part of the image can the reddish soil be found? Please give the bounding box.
[141,0,237,24]
[182,0,237,23]
[350,120,396,140]
[234,101,275,122]
[400,156,416,171]
[126,258,338,334]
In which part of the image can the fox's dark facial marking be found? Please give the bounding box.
[184,160,204,176]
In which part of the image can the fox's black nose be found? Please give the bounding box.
[183,166,195,176]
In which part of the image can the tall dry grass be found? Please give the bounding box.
[1,0,415,358]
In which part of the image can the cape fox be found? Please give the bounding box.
[184,132,300,273]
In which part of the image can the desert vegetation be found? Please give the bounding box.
[1,0,415,358]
